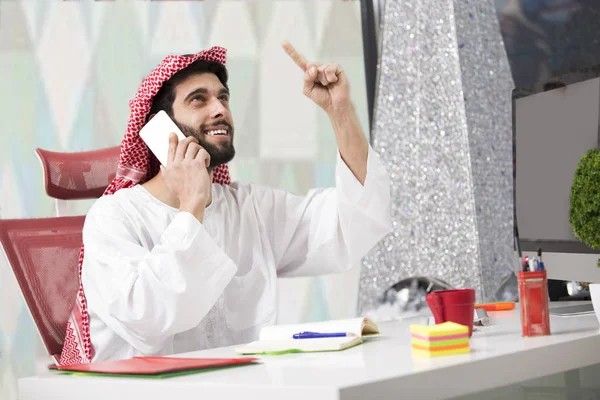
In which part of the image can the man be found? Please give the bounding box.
[59,43,391,365]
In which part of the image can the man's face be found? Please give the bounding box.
[171,72,235,168]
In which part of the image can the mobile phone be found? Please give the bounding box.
[139,110,186,166]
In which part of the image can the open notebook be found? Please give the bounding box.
[235,317,379,355]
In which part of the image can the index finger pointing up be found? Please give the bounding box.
[282,41,308,71]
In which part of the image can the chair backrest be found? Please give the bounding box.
[35,146,120,200]
[0,216,85,362]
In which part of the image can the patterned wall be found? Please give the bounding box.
[0,1,367,398]
[359,0,514,315]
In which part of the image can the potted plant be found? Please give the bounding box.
[569,148,600,321]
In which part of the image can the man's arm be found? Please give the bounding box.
[258,43,390,277]
[329,104,369,184]
[252,143,391,278]
[81,199,237,354]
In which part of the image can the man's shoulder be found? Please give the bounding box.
[222,180,255,193]
[217,180,285,199]
[87,186,141,220]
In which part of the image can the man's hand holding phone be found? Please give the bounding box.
[161,133,212,222]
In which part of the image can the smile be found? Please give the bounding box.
[206,129,229,136]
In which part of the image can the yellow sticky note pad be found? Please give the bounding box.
[410,322,470,357]
[410,321,469,337]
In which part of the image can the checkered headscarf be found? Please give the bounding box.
[59,47,230,365]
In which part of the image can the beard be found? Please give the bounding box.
[175,119,236,169]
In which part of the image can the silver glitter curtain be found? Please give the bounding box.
[359,0,515,313]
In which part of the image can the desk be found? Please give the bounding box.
[18,302,600,400]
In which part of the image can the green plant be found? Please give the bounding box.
[570,148,600,249]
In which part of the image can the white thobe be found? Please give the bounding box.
[82,146,392,362]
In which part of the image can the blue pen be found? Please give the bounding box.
[292,331,348,339]
[537,248,545,271]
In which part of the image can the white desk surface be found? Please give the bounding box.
[18,302,600,400]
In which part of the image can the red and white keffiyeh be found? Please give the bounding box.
[59,47,231,366]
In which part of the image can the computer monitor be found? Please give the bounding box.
[513,67,600,304]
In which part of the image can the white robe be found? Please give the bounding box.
[82,146,392,362]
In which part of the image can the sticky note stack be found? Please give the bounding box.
[410,322,470,357]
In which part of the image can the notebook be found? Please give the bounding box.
[235,317,379,355]
[49,356,259,379]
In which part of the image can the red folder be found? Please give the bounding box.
[50,356,259,378]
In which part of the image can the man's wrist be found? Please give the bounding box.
[179,202,206,222]
[327,101,356,123]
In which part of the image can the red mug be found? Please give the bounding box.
[426,288,476,337]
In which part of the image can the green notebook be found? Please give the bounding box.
[49,356,258,379]
[50,365,246,379]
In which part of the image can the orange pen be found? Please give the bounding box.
[474,302,515,312]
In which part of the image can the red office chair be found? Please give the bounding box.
[0,216,85,363]
[35,146,120,216]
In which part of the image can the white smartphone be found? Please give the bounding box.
[139,110,186,166]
